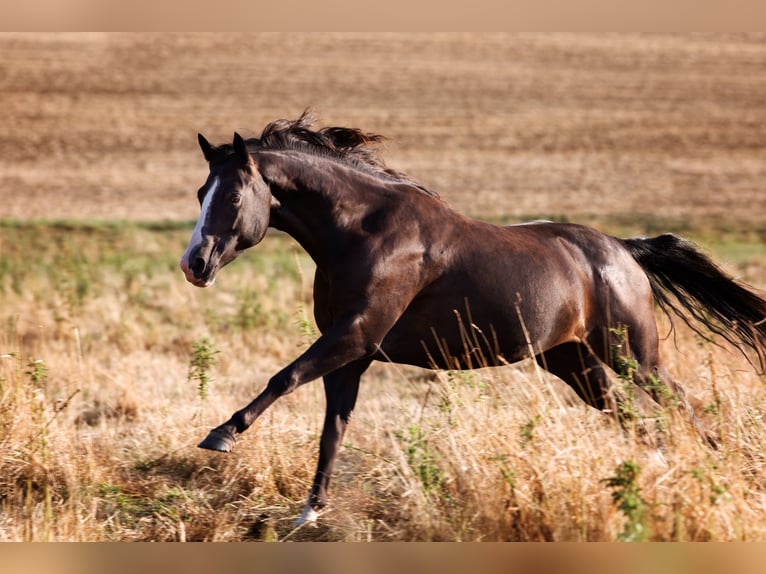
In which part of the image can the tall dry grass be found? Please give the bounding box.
[1,221,765,541]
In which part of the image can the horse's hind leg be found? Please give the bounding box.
[297,359,370,526]
[633,356,718,448]
[535,342,625,419]
[535,341,663,434]
[603,322,718,448]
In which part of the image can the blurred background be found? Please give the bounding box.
[2,32,765,227]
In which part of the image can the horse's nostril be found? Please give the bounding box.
[191,256,206,277]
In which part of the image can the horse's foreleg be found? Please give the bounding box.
[294,360,368,525]
[196,386,279,452]
[198,312,380,452]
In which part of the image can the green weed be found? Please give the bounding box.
[397,424,447,499]
[610,326,640,422]
[295,304,318,346]
[602,460,650,542]
[235,289,267,331]
[519,414,542,446]
[188,338,219,405]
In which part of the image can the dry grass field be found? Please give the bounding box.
[1,33,766,541]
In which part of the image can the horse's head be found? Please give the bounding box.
[180,132,272,287]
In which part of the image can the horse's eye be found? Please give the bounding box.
[231,192,242,205]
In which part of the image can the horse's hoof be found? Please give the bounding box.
[197,428,236,452]
[294,503,321,527]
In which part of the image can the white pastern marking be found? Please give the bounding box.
[181,176,219,268]
[294,502,320,527]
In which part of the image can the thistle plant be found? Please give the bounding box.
[188,338,219,413]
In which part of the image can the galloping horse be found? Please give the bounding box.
[180,112,766,524]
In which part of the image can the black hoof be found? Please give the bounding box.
[198,428,236,452]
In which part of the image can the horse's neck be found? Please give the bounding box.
[264,153,378,267]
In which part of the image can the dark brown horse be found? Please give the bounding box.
[180,112,766,524]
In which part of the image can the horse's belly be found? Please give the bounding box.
[377,302,534,370]
[376,268,583,370]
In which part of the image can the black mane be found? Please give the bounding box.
[212,111,437,197]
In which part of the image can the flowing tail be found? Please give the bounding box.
[621,233,766,371]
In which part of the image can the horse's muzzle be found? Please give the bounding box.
[179,252,216,288]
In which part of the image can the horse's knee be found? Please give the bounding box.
[266,371,300,397]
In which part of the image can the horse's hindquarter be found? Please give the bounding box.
[378,221,598,369]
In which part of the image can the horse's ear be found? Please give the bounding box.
[233,132,252,166]
[198,133,216,162]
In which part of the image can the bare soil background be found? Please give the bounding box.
[1,33,765,225]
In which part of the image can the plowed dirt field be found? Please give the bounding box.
[2,33,765,225]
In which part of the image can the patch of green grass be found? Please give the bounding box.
[397,424,447,500]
